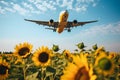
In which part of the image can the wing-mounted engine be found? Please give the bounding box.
[64,28,71,32]
[49,19,54,26]
[72,20,78,26]
[67,28,71,32]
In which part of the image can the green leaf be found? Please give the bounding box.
[26,72,39,80]
[46,66,56,73]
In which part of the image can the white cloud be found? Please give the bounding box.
[12,3,29,15]
[75,5,87,12]
[0,0,98,15]
[56,0,97,12]
[43,1,56,10]
[29,0,56,12]
[0,6,5,14]
[76,0,92,3]
[22,2,34,11]
[21,2,41,14]
[96,22,120,34]
[4,7,15,13]
[59,0,73,9]
[73,0,96,12]
[35,3,47,12]
[0,1,9,6]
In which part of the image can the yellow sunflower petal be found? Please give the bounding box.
[61,54,97,80]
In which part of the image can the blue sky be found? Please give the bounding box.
[0,0,120,52]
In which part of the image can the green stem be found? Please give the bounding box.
[41,67,44,80]
[23,66,26,80]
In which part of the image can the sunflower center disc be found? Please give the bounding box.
[0,65,8,75]
[18,47,30,56]
[75,67,90,80]
[38,52,49,63]
[98,58,112,70]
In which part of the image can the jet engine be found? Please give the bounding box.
[68,28,71,32]
[73,20,78,26]
[49,19,54,26]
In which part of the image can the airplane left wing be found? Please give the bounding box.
[24,19,59,28]
[25,19,49,26]
[66,20,98,28]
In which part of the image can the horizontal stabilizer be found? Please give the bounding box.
[45,28,56,32]
[45,28,54,30]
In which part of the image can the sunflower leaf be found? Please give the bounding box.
[46,66,56,73]
[26,72,39,80]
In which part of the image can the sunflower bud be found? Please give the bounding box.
[92,44,98,50]
[52,44,59,52]
[76,42,85,49]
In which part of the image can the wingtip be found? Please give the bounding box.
[93,20,98,22]
[24,19,27,21]
[96,20,98,22]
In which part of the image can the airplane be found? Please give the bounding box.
[24,10,98,33]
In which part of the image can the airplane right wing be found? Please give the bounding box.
[66,20,98,28]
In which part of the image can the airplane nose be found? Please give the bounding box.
[65,10,68,14]
[65,10,68,13]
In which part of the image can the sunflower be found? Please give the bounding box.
[63,50,71,58]
[0,59,10,80]
[13,42,33,58]
[95,53,114,76]
[32,46,52,67]
[61,53,97,80]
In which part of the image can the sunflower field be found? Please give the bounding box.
[0,42,120,80]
